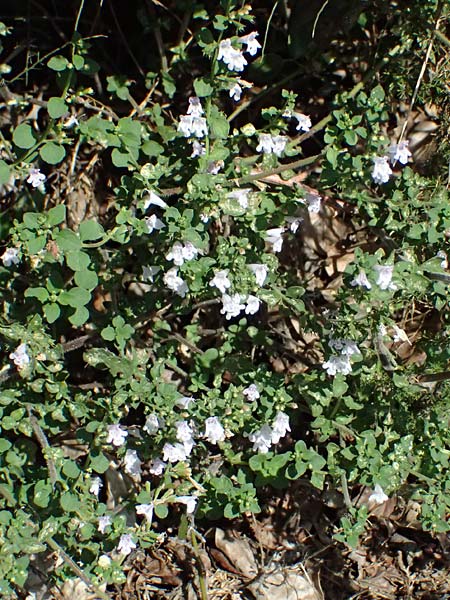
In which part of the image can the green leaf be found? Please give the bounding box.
[117,118,141,148]
[79,219,104,242]
[101,326,115,341]
[72,54,85,70]
[59,287,91,307]
[27,235,47,255]
[111,148,137,168]
[13,124,36,149]
[60,492,81,512]
[344,130,358,146]
[194,78,214,97]
[0,159,11,184]
[47,97,68,119]
[47,204,66,226]
[90,452,110,473]
[62,460,80,478]
[154,504,168,519]
[69,306,90,326]
[66,250,91,271]
[74,269,98,290]
[25,287,49,303]
[47,55,69,71]
[141,140,164,157]
[54,229,81,251]
[208,106,229,139]
[40,142,66,165]
[43,303,60,323]
[161,72,176,98]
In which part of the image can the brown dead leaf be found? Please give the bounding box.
[248,566,322,600]
[214,528,258,579]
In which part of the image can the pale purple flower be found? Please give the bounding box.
[245,294,260,315]
[221,293,246,320]
[204,416,225,444]
[207,160,223,175]
[117,534,137,556]
[248,425,273,454]
[145,214,165,234]
[63,115,79,128]
[243,384,260,402]
[178,115,208,138]
[256,133,273,154]
[163,442,191,463]
[350,269,372,290]
[265,227,285,253]
[106,424,128,447]
[368,484,389,505]
[322,354,352,376]
[175,420,195,445]
[149,458,166,475]
[191,139,206,157]
[26,168,46,188]
[210,270,231,294]
[293,112,312,132]
[1,247,20,267]
[175,396,196,409]
[286,216,303,233]
[248,264,268,287]
[436,250,448,269]
[329,338,360,357]
[182,241,199,261]
[239,31,261,56]
[143,413,165,435]
[176,495,198,514]
[271,411,290,444]
[388,140,411,165]
[186,96,204,117]
[136,503,154,523]
[371,156,392,184]
[124,449,142,476]
[142,265,160,282]
[163,268,188,297]
[89,477,102,496]
[373,265,396,290]
[97,515,112,534]
[166,242,185,266]
[9,343,30,369]
[143,191,167,210]
[228,188,251,209]
[229,82,242,102]
[218,39,247,71]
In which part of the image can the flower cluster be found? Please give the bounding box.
[350,264,396,291]
[372,140,412,184]
[256,133,288,156]
[218,31,261,72]
[221,293,260,319]
[246,412,291,453]
[9,343,30,370]
[322,338,361,376]
[1,247,20,267]
[178,97,208,138]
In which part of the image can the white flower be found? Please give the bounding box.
[368,484,389,505]
[117,534,137,556]
[329,338,360,357]
[243,384,260,402]
[256,134,288,156]
[218,39,247,72]
[199,213,209,223]
[175,396,196,409]
[271,411,290,444]
[163,267,188,297]
[248,425,273,454]
[322,354,352,376]
[26,168,46,188]
[143,190,167,210]
[239,31,261,56]
[350,269,372,289]
[210,270,231,294]
[305,193,322,214]
[285,216,303,233]
[436,250,448,269]
[89,477,102,496]
[97,515,112,534]
[191,140,206,157]
[166,242,185,266]
[136,503,154,523]
[221,293,246,320]
[106,424,128,447]
[228,188,251,209]
[144,413,165,435]
[176,495,197,514]
[229,82,242,102]
[207,160,223,175]
[373,265,396,290]
[178,115,208,138]
[293,112,312,132]
[145,214,165,234]
[2,247,20,267]
[124,449,142,476]
[142,265,160,282]
[9,343,30,369]
[182,241,199,261]
[149,458,166,475]
[163,442,191,463]
[371,156,392,184]
[175,420,195,444]
[248,264,268,287]
[392,325,410,344]
[256,133,273,154]
[245,294,260,315]
[265,227,285,253]
[187,96,204,117]
[388,140,411,165]
[204,416,225,444]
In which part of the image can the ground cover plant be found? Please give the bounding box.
[0,0,449,597]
